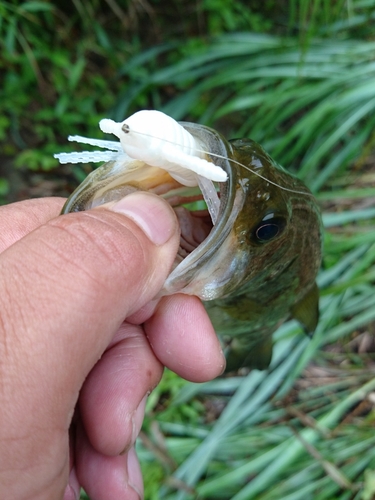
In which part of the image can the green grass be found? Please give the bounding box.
[1,0,375,498]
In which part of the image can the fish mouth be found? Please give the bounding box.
[62,125,245,299]
[169,194,214,264]
[142,163,243,299]
[85,166,225,265]
[106,165,232,271]
[110,163,240,298]
[155,178,220,265]
[67,158,245,299]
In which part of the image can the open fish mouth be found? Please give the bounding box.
[61,159,243,300]
[178,210,215,264]
[62,160,226,259]
[83,165,220,264]
[143,174,219,266]
[57,118,245,300]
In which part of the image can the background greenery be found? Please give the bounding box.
[1,0,375,498]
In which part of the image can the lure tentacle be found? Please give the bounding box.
[55,151,121,164]
[68,135,123,151]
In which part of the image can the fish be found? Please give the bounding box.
[56,112,322,371]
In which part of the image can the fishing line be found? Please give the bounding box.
[125,127,313,197]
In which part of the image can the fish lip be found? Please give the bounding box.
[61,121,241,299]
[161,150,239,298]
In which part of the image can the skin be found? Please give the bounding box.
[0,193,225,500]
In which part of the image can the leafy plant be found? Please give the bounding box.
[1,1,375,499]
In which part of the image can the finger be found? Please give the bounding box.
[145,294,226,382]
[63,468,80,500]
[79,323,163,456]
[76,424,143,500]
[0,192,179,498]
[0,197,66,252]
[63,424,81,500]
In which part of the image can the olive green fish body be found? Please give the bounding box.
[205,138,322,370]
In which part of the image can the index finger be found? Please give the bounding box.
[0,197,66,253]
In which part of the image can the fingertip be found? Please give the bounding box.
[76,426,143,500]
[145,294,225,382]
[105,191,179,246]
[63,468,80,500]
[127,447,144,499]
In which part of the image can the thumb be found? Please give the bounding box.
[0,191,179,499]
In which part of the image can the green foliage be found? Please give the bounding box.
[200,0,272,34]
[0,178,9,199]
[0,0,143,171]
[145,369,205,426]
[2,0,369,174]
[1,1,375,499]
[288,0,350,46]
[117,32,375,191]
[14,148,59,171]
[362,469,375,500]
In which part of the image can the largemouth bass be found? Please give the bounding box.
[57,112,322,371]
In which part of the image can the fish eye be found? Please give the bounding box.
[251,214,287,243]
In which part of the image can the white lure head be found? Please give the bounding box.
[99,111,172,156]
[99,110,177,147]
[100,110,198,160]
[99,118,123,137]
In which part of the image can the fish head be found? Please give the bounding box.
[203,138,322,371]
[225,138,322,306]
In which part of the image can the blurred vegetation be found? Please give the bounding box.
[2,0,375,499]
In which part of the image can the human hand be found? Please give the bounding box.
[0,193,225,500]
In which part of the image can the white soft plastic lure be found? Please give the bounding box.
[54,110,228,188]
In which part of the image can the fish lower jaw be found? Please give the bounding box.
[162,232,245,301]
